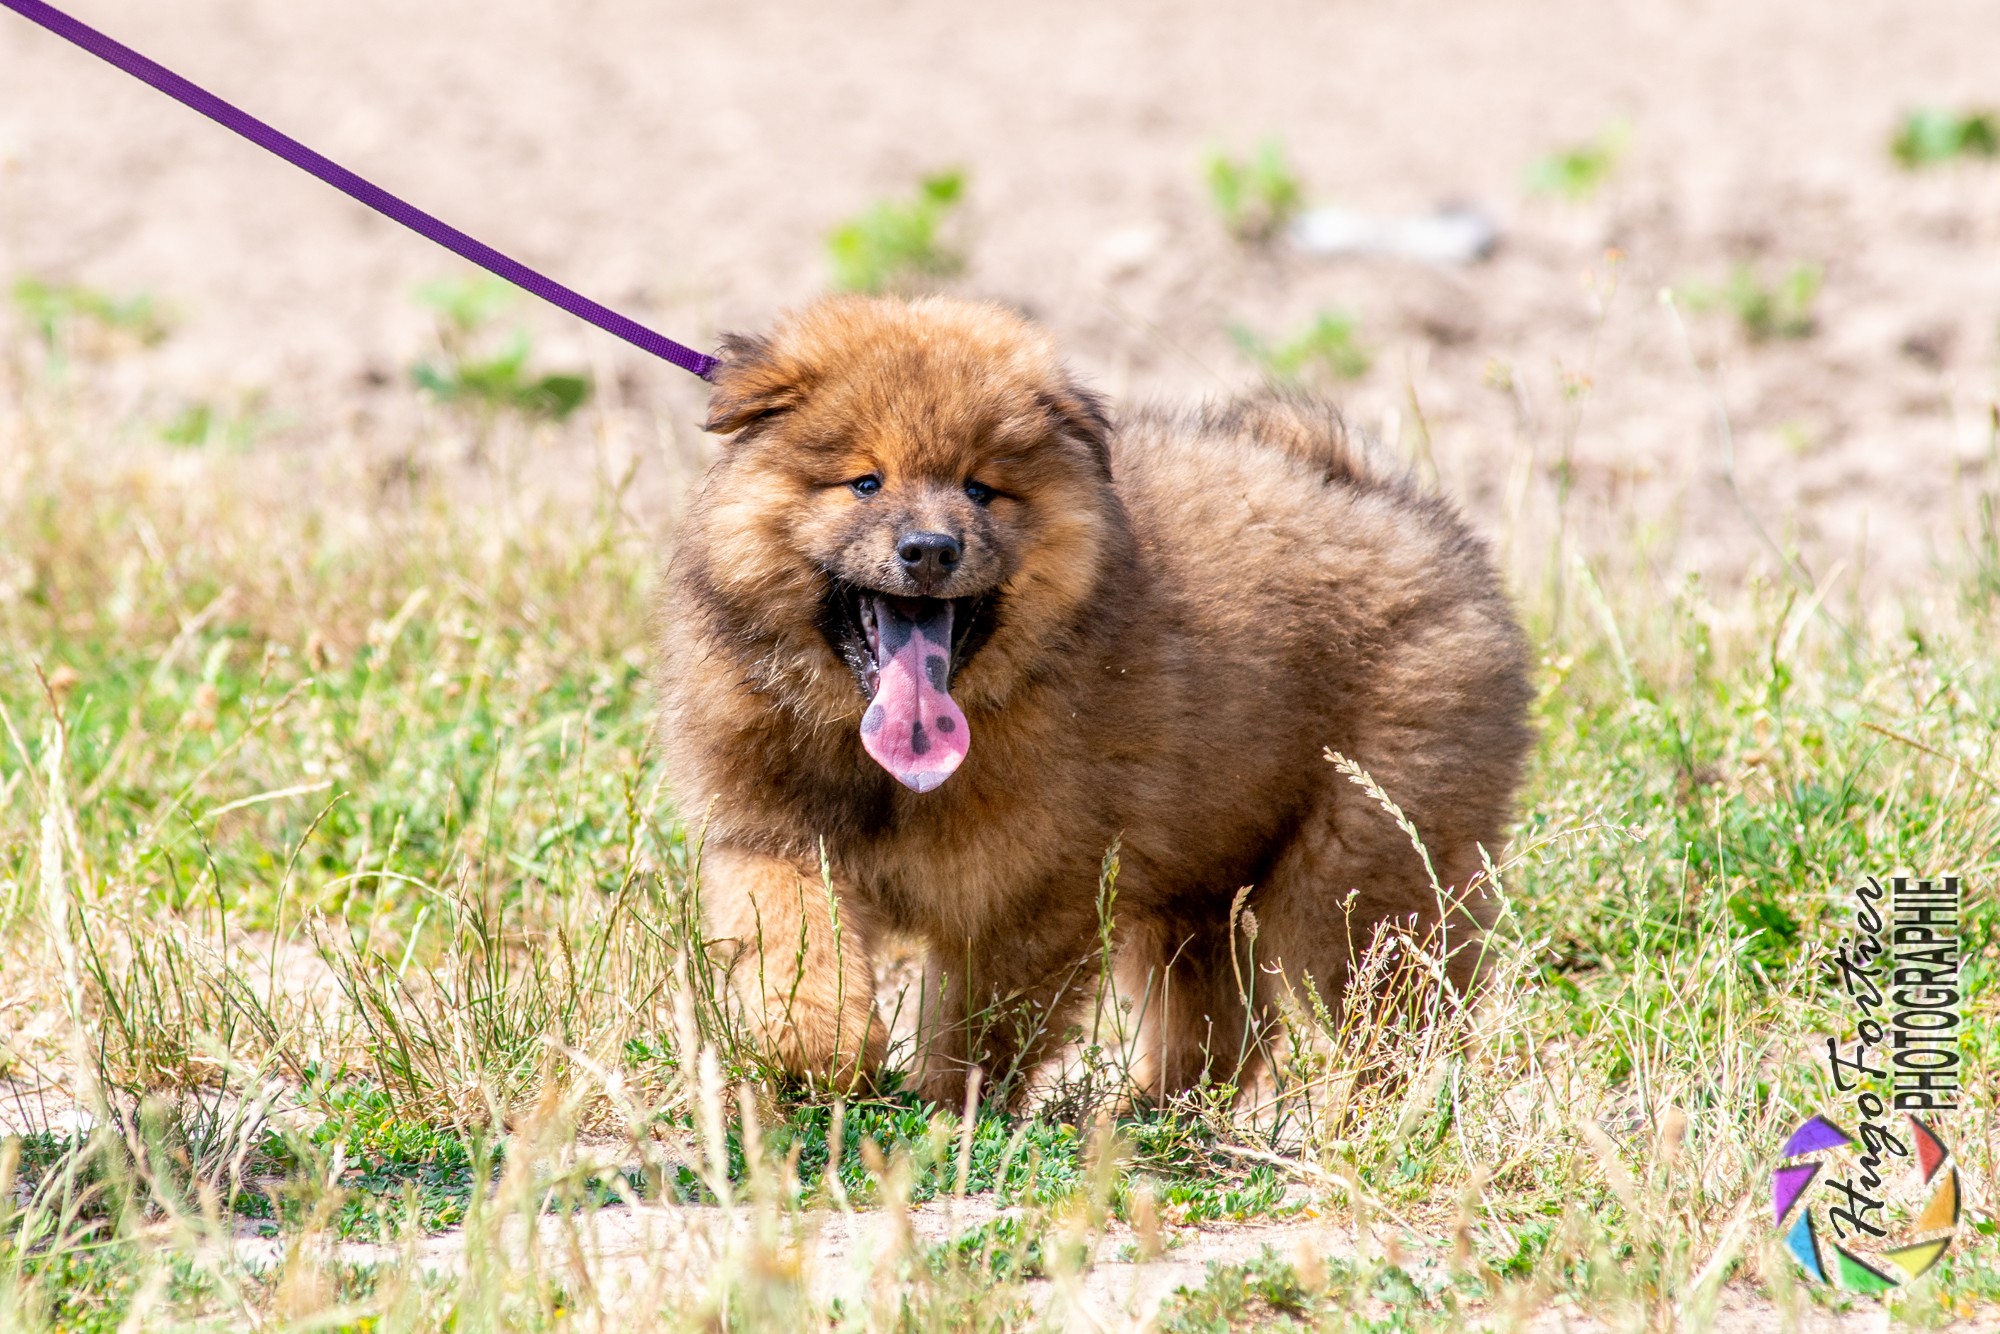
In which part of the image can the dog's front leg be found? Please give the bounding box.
[701,844,886,1088]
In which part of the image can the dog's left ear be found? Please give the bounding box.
[703,333,810,436]
[1038,378,1114,477]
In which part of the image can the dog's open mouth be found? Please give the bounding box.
[825,584,994,793]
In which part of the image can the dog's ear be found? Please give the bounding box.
[703,333,809,436]
[1038,377,1114,477]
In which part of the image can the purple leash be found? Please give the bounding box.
[0,0,721,381]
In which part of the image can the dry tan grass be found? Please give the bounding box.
[3,252,1998,1328]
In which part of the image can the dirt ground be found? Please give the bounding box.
[5,0,2000,601]
[213,1198,1919,1333]
[0,1071,1945,1332]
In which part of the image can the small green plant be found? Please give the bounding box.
[414,274,518,336]
[1724,262,1821,342]
[159,396,271,450]
[1891,107,2000,167]
[409,276,590,420]
[1677,263,1823,342]
[1968,406,2000,615]
[826,170,968,293]
[1204,139,1304,243]
[1232,311,1372,382]
[12,278,171,354]
[161,402,219,447]
[411,336,590,419]
[1525,120,1631,200]
[1157,1246,1468,1333]
[303,1082,485,1236]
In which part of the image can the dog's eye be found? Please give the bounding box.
[849,475,882,497]
[964,480,995,506]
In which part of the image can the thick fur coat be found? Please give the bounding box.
[658,295,1531,1102]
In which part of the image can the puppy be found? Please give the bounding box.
[658,295,1531,1102]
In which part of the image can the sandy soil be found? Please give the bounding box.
[0,1067,1982,1329]
[4,0,2000,599]
[214,1196,1963,1331]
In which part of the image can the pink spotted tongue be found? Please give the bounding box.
[859,596,969,792]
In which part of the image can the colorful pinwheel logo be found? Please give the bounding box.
[1773,1113,1960,1290]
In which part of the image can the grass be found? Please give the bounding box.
[1204,140,1305,244]
[1156,1245,1473,1333]
[1682,263,1823,343]
[410,276,592,422]
[826,171,968,294]
[159,397,273,451]
[1525,121,1631,201]
[1231,311,1372,383]
[1723,263,1822,342]
[11,278,171,361]
[1891,108,2000,168]
[1,268,1997,1331]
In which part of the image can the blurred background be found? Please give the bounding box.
[4,0,1998,599]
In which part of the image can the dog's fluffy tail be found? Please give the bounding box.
[1205,391,1399,490]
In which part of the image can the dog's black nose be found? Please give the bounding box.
[897,531,962,585]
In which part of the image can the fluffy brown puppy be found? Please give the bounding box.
[659,294,1531,1103]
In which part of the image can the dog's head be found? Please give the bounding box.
[688,295,1118,790]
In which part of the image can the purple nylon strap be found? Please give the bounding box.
[0,0,720,381]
